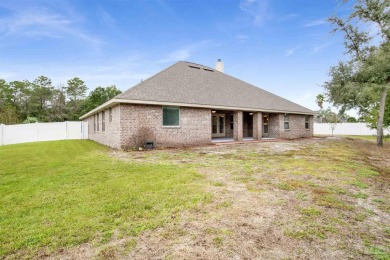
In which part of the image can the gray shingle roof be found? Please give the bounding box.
[116,61,313,114]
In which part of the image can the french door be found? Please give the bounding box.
[212,114,225,138]
[263,114,269,137]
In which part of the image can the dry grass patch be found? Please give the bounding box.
[119,138,390,259]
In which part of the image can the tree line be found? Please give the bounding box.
[315,93,389,125]
[0,76,121,124]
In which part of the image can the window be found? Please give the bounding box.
[305,115,310,130]
[94,114,96,131]
[102,111,105,132]
[263,115,269,134]
[163,106,180,126]
[230,114,233,130]
[97,113,99,131]
[284,114,290,130]
[109,107,112,122]
[219,115,224,133]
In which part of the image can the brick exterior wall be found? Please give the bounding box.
[84,105,122,149]
[268,113,313,139]
[119,104,211,148]
[253,112,262,139]
[233,111,243,141]
[268,113,281,138]
[84,104,313,149]
[224,112,234,138]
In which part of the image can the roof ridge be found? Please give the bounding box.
[115,61,183,99]
[181,61,213,69]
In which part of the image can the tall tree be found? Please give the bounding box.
[81,85,122,115]
[66,77,87,120]
[315,94,325,109]
[8,80,32,119]
[31,76,54,121]
[50,84,67,122]
[0,79,21,124]
[325,0,390,147]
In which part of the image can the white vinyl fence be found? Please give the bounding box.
[0,121,88,146]
[314,122,390,136]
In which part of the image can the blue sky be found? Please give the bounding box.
[0,0,357,111]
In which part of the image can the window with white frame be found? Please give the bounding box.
[284,114,290,130]
[305,115,310,130]
[109,107,112,122]
[163,106,180,126]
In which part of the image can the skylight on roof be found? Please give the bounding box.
[189,65,200,69]
[203,68,214,72]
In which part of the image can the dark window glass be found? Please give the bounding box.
[284,114,289,130]
[163,107,180,126]
[212,116,217,134]
[305,115,310,129]
[97,113,99,131]
[263,115,269,134]
[109,107,112,122]
[102,111,105,132]
[219,116,224,133]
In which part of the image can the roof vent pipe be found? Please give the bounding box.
[215,59,224,73]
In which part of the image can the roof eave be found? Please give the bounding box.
[79,99,314,120]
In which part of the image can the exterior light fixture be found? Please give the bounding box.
[212,110,216,113]
[249,112,253,115]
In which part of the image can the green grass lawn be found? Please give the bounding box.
[0,140,208,258]
[1,139,389,259]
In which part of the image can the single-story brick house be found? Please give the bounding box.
[80,60,314,149]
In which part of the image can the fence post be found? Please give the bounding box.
[65,121,68,140]
[36,122,39,142]
[0,124,4,146]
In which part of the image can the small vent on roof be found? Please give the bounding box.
[203,68,214,72]
[189,65,200,69]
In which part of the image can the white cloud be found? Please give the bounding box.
[312,42,332,54]
[285,46,300,57]
[98,8,115,26]
[0,7,102,49]
[304,19,327,27]
[161,49,191,63]
[289,90,321,111]
[239,0,268,26]
[236,34,249,43]
[157,40,212,63]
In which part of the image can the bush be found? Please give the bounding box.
[23,116,38,124]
